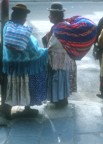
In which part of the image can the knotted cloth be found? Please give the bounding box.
[5,21,33,51]
[53,16,96,60]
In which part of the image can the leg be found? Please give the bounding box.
[53,98,68,108]
[48,69,69,108]
[97,57,103,98]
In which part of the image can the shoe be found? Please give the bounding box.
[12,110,26,118]
[0,104,12,120]
[3,113,12,120]
[24,107,39,117]
[54,98,68,108]
[96,94,103,99]
[12,108,39,118]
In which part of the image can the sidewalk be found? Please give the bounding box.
[0,96,103,144]
[1,1,103,144]
[10,0,103,2]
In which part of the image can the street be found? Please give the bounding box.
[9,1,103,103]
[0,2,103,144]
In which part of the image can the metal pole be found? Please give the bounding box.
[1,0,9,106]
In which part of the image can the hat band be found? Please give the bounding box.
[48,8,65,12]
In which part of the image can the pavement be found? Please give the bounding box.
[0,94,103,144]
[10,0,103,2]
[0,47,102,144]
[1,1,103,144]
[0,41,102,144]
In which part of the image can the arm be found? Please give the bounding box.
[98,29,103,48]
[42,31,52,48]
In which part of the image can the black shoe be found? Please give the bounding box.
[1,104,12,120]
[96,94,103,99]
[54,98,68,108]
[12,108,39,118]
[12,111,25,118]
[24,108,39,117]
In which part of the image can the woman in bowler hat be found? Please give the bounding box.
[43,2,77,107]
[2,4,48,118]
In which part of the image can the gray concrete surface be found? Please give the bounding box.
[1,1,103,144]
[1,101,103,144]
[9,0,103,2]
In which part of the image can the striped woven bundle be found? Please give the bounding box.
[53,16,97,60]
[5,21,33,51]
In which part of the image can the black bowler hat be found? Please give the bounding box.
[12,4,30,14]
[47,2,66,12]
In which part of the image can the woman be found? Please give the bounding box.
[43,3,77,107]
[97,27,103,98]
[93,17,103,98]
[2,4,48,118]
[44,2,96,108]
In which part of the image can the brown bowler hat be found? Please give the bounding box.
[12,4,30,13]
[47,2,66,12]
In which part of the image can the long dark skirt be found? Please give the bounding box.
[29,71,47,106]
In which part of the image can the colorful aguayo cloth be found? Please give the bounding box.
[53,16,97,60]
[5,21,33,51]
[3,21,48,106]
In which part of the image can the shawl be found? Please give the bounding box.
[5,21,33,51]
[3,21,48,76]
[52,16,97,60]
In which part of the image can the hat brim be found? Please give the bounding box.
[47,8,66,12]
[12,7,30,13]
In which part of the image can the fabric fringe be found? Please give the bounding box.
[3,52,48,76]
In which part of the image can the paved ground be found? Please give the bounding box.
[9,0,103,2]
[0,99,103,144]
[1,1,103,144]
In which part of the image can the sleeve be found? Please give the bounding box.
[96,17,103,42]
[98,29,103,48]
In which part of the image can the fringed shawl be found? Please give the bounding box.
[3,22,48,76]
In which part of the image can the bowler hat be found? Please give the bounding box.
[47,2,66,12]
[12,4,30,13]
